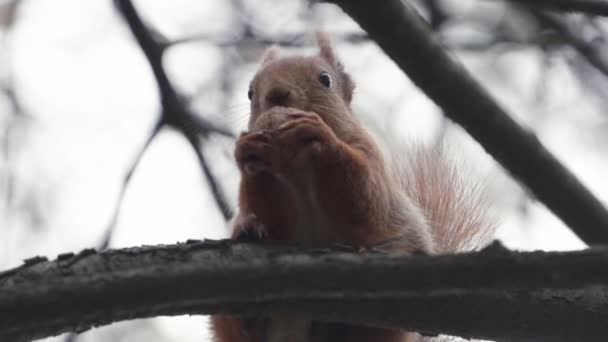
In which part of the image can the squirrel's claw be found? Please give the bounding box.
[233,214,268,242]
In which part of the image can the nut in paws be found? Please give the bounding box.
[235,130,276,175]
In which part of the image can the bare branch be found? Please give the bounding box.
[328,0,608,245]
[184,132,233,221]
[168,108,234,139]
[113,0,234,222]
[2,241,608,341]
[424,0,448,29]
[506,0,608,16]
[99,121,163,249]
[531,10,608,77]
[165,31,370,49]
[113,0,232,138]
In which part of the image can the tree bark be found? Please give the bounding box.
[2,240,608,341]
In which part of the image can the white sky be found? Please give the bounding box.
[1,0,606,341]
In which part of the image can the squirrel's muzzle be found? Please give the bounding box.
[266,88,291,107]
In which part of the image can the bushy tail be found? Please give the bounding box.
[392,142,498,253]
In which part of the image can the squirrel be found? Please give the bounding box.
[211,32,497,342]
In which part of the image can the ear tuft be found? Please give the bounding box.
[315,31,355,103]
[315,30,337,65]
[261,46,279,66]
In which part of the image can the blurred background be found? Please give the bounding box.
[1,0,606,340]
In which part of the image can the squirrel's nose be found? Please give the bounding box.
[266,88,291,107]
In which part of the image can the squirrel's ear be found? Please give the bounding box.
[316,31,355,103]
[261,46,279,66]
[315,31,337,65]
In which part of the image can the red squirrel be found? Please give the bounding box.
[211,32,496,342]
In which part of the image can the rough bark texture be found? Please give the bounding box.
[1,240,608,341]
[327,0,608,245]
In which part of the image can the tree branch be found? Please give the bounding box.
[328,0,608,245]
[99,121,162,250]
[531,9,608,78]
[113,0,233,224]
[184,132,233,220]
[165,31,370,49]
[114,0,232,138]
[505,0,608,16]
[2,241,608,341]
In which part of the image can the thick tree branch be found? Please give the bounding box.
[506,0,608,16]
[1,241,608,341]
[328,0,608,245]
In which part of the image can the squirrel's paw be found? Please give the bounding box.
[233,214,268,242]
[235,130,276,176]
[275,111,337,171]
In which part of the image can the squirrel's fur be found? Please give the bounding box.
[211,32,497,342]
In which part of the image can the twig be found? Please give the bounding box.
[531,9,608,78]
[504,0,608,16]
[165,31,369,49]
[184,132,233,221]
[0,86,20,219]
[167,108,233,139]
[527,10,608,110]
[425,0,448,29]
[329,0,608,245]
[99,121,163,249]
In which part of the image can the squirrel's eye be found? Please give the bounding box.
[318,72,332,88]
[247,87,253,100]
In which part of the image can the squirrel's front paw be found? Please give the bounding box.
[235,130,276,176]
[233,214,268,242]
[275,111,337,172]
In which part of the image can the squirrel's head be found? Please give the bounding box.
[247,32,356,131]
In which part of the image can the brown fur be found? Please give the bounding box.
[211,32,496,342]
